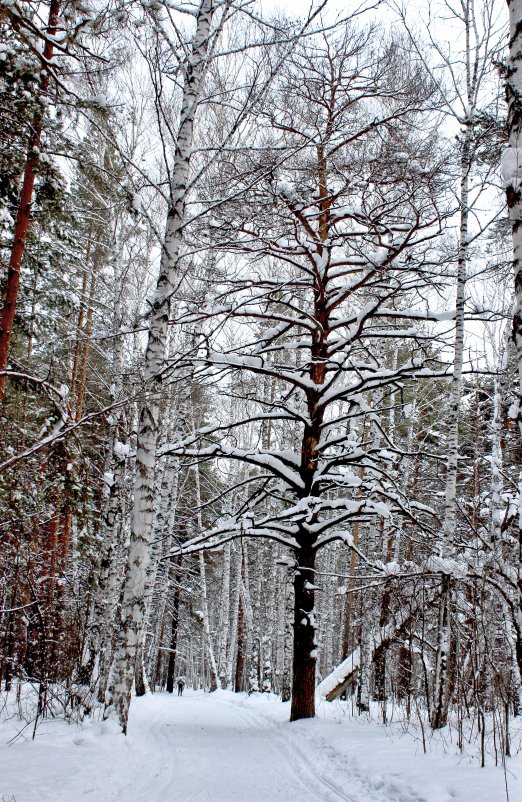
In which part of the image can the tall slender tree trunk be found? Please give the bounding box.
[70,226,93,399]
[104,0,217,733]
[504,0,522,705]
[199,551,219,691]
[281,568,293,703]
[342,519,360,660]
[217,543,232,688]
[225,545,241,689]
[234,547,248,692]
[166,558,183,694]
[431,128,471,732]
[0,0,61,401]
[234,593,246,692]
[75,251,99,421]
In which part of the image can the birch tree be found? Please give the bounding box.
[504,0,522,705]
[103,0,223,733]
[399,0,505,729]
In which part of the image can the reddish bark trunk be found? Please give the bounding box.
[234,592,246,692]
[0,0,61,402]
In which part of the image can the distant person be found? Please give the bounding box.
[177,676,186,696]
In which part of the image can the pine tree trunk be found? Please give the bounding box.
[0,0,61,401]
[290,545,316,721]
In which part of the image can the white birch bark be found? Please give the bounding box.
[199,551,219,690]
[104,0,218,732]
[225,544,241,689]
[80,251,130,698]
[506,0,522,448]
[239,546,255,689]
[95,442,129,701]
[491,376,504,545]
[141,386,180,678]
[144,452,180,684]
[249,542,264,692]
[193,449,219,690]
[261,545,278,692]
[441,137,470,552]
[505,0,522,711]
[431,93,473,735]
[319,545,335,680]
[281,570,293,703]
[357,636,371,713]
[217,543,232,688]
[274,559,288,695]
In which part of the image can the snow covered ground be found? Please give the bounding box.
[0,688,520,802]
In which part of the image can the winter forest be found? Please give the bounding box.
[2,0,522,799]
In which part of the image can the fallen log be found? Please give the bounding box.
[317,605,422,702]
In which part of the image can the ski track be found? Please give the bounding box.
[1,690,517,802]
[209,695,349,802]
[0,690,420,802]
[214,698,354,801]
[212,694,425,802]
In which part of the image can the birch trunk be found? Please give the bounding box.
[104,0,217,733]
[431,121,471,732]
[166,559,183,694]
[225,545,241,689]
[191,441,220,691]
[240,546,255,690]
[506,0,522,448]
[262,545,278,693]
[95,435,129,702]
[199,552,219,691]
[81,265,129,697]
[357,626,371,713]
[234,547,250,692]
[281,568,293,703]
[142,438,178,683]
[217,543,232,688]
[505,0,522,706]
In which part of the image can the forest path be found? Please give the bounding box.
[0,689,421,802]
[153,689,383,802]
[1,688,520,802]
